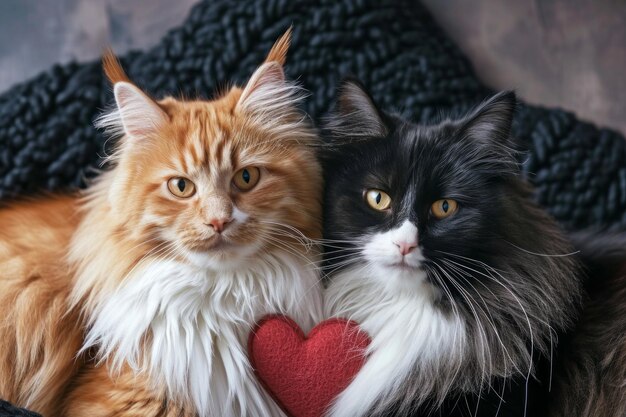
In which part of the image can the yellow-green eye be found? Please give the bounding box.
[365,189,392,211]
[431,199,458,219]
[167,177,196,198]
[233,167,260,191]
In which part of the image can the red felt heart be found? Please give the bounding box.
[249,316,371,417]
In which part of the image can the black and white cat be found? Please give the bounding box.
[321,81,583,417]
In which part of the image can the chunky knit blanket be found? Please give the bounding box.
[0,0,624,415]
[0,0,625,232]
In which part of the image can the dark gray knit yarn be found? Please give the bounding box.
[0,401,40,417]
[0,0,624,236]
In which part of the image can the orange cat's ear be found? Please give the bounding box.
[236,29,304,133]
[112,82,168,138]
[237,28,293,109]
[237,61,287,111]
[99,49,168,138]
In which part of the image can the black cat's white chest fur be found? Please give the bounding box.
[326,264,465,417]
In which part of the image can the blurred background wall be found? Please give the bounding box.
[0,0,624,135]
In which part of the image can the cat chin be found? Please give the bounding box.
[182,243,261,271]
[364,261,431,295]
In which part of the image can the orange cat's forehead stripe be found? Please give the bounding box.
[212,137,224,167]
[177,148,189,174]
[187,132,203,167]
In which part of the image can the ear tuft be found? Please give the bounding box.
[327,80,388,139]
[264,27,292,66]
[102,49,131,85]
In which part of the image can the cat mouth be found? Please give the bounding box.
[195,235,235,251]
[388,260,422,272]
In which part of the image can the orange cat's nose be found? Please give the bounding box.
[206,218,232,233]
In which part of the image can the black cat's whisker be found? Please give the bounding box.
[423,264,466,397]
[260,227,313,249]
[257,234,321,268]
[441,259,520,375]
[428,264,491,412]
[505,241,580,258]
[312,237,366,245]
[480,267,534,417]
[322,248,360,257]
[257,228,309,246]
[261,232,314,254]
[438,250,558,318]
[257,221,314,246]
[322,259,364,278]
[442,257,535,417]
[258,220,310,239]
[439,260,511,413]
[322,243,360,250]
[314,238,363,243]
[321,252,363,263]
[443,257,535,338]
[433,262,494,400]
[451,290,495,415]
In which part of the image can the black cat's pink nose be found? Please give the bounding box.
[207,218,232,233]
[394,241,417,256]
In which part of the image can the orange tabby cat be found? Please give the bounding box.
[0,30,323,417]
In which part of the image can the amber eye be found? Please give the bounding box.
[365,189,392,211]
[430,199,458,219]
[233,167,260,191]
[167,177,196,198]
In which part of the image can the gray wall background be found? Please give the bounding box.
[0,0,624,135]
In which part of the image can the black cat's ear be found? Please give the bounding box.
[459,91,516,147]
[327,80,388,139]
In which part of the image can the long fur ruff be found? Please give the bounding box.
[81,252,321,417]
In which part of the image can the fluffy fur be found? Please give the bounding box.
[321,81,582,417]
[547,233,626,417]
[0,30,324,417]
[0,197,83,417]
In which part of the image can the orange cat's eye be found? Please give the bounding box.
[430,199,458,220]
[167,177,196,198]
[233,167,260,191]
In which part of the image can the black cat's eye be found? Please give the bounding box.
[430,199,458,219]
[167,177,196,198]
[365,189,392,211]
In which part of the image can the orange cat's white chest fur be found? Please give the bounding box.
[83,251,321,417]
